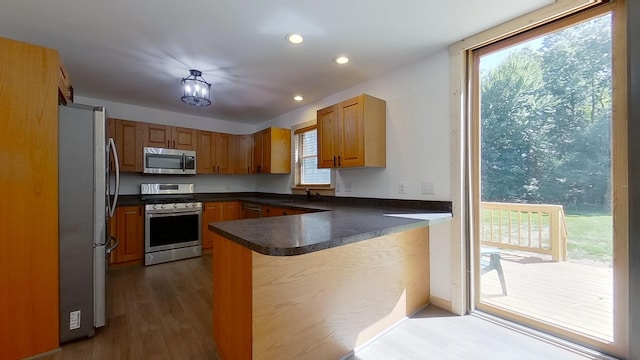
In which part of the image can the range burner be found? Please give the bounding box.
[140,183,201,213]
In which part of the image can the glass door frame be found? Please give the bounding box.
[467,2,628,357]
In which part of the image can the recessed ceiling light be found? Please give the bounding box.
[335,56,349,65]
[286,33,304,44]
[293,95,304,101]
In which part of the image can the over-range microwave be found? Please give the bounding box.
[143,147,197,175]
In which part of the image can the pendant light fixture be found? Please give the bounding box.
[181,69,211,107]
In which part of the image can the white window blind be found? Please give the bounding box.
[296,128,330,185]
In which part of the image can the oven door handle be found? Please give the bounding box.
[146,210,202,218]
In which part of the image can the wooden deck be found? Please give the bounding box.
[480,250,613,341]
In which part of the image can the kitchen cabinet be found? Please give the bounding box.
[261,205,307,217]
[141,123,197,151]
[111,205,144,263]
[109,118,143,172]
[202,201,242,249]
[317,94,386,168]
[197,131,235,174]
[252,127,291,174]
[234,134,253,174]
[1,36,61,359]
[58,61,73,104]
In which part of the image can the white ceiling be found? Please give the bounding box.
[0,0,552,124]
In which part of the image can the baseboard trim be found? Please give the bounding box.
[429,295,452,312]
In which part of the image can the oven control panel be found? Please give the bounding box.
[145,202,202,213]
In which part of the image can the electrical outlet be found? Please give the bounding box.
[399,181,408,194]
[344,182,353,192]
[69,310,81,330]
[421,181,434,195]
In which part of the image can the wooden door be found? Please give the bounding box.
[223,202,242,220]
[197,130,215,174]
[112,119,142,172]
[114,206,144,263]
[202,202,223,249]
[173,126,197,150]
[215,132,234,174]
[252,131,264,173]
[317,104,339,168]
[141,123,171,148]
[234,134,252,174]
[339,96,365,167]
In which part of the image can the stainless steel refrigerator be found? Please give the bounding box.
[58,103,120,343]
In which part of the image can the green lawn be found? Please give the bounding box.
[564,214,612,264]
[481,210,612,265]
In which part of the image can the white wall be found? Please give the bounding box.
[259,50,454,302]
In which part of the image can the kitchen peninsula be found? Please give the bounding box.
[208,200,451,360]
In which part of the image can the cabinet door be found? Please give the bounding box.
[173,126,198,150]
[114,206,144,263]
[252,131,263,173]
[197,130,215,174]
[338,96,365,167]
[261,129,272,173]
[202,202,223,249]
[223,201,242,220]
[112,119,142,172]
[268,127,291,174]
[215,132,234,174]
[317,104,339,168]
[141,123,171,148]
[234,134,252,174]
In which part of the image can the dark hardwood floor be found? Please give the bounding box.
[43,255,218,360]
[40,254,609,360]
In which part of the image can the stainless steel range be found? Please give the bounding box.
[141,183,202,265]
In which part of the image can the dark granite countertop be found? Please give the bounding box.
[207,198,452,256]
[115,192,452,256]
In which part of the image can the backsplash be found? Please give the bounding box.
[115,173,258,195]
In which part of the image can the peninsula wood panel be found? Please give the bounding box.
[252,226,430,360]
[0,36,60,359]
[213,233,252,360]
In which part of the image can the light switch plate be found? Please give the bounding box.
[399,181,408,194]
[421,181,434,195]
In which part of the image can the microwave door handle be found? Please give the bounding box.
[182,153,186,172]
[108,137,120,217]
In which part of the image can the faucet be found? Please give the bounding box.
[305,188,311,201]
[315,192,321,201]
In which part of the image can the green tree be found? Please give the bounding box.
[480,14,612,212]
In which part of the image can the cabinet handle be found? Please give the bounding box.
[338,155,341,166]
[167,140,170,148]
[333,156,336,166]
[217,165,220,174]
[248,166,250,174]
[173,140,176,148]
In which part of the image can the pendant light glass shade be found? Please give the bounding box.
[181,69,211,107]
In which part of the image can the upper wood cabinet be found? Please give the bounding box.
[109,118,142,172]
[58,62,73,105]
[1,36,61,359]
[253,127,291,174]
[140,123,197,151]
[317,94,386,168]
[197,130,235,174]
[234,134,253,175]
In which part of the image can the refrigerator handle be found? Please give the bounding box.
[106,235,120,254]
[108,137,120,217]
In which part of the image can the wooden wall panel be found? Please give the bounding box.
[251,226,430,360]
[0,36,60,359]
[212,233,252,360]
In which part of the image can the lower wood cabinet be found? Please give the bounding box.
[202,201,242,249]
[261,205,307,217]
[110,205,144,264]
